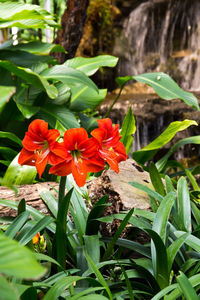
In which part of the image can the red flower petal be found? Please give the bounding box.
[18,148,36,166]
[99,148,119,173]
[71,159,88,187]
[46,129,60,148]
[49,160,72,176]
[114,141,127,162]
[64,128,88,151]
[35,155,49,179]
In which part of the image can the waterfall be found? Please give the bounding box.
[114,0,200,91]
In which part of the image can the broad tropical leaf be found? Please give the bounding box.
[0,1,59,29]
[116,73,199,110]
[0,85,15,112]
[0,60,58,99]
[70,86,107,111]
[2,154,37,185]
[41,65,98,92]
[65,55,118,76]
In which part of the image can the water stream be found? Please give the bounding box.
[114,0,200,91]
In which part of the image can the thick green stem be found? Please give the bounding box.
[58,176,67,208]
[56,175,67,271]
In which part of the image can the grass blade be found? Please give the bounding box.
[176,271,199,300]
[152,191,176,243]
[4,211,29,239]
[149,162,165,196]
[177,177,192,232]
[84,250,113,300]
[103,208,135,260]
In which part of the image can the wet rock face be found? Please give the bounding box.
[100,93,200,159]
[113,0,200,91]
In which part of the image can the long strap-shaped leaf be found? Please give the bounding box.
[103,207,135,261]
[84,250,113,300]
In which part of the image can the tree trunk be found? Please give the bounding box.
[54,0,89,63]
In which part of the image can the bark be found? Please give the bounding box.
[0,182,59,217]
[54,0,89,63]
[0,159,151,225]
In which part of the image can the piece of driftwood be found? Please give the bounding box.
[0,159,151,219]
[0,182,59,217]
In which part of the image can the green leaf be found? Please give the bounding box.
[19,215,53,245]
[43,276,83,300]
[40,191,58,218]
[167,233,190,273]
[21,287,38,300]
[152,191,176,243]
[84,250,113,300]
[174,231,200,252]
[2,153,37,185]
[0,1,59,29]
[120,107,136,155]
[9,42,65,55]
[0,60,58,99]
[0,146,17,161]
[0,199,56,233]
[53,82,71,105]
[167,274,200,299]
[149,162,165,196]
[129,181,163,203]
[176,271,199,300]
[40,103,80,129]
[5,211,30,239]
[0,49,56,68]
[151,284,178,300]
[0,276,20,300]
[65,55,118,76]
[116,72,199,110]
[103,208,135,260]
[41,65,98,92]
[34,253,61,268]
[0,131,22,146]
[16,103,40,119]
[18,198,26,215]
[177,177,192,232]
[102,237,151,259]
[0,234,46,279]
[70,86,106,111]
[146,229,169,289]
[120,265,134,300]
[70,291,107,300]
[156,136,200,171]
[0,85,15,112]
[84,235,100,265]
[79,114,98,132]
[55,188,73,270]
[86,195,108,235]
[165,175,175,193]
[132,119,197,164]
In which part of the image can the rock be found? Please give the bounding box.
[87,158,151,212]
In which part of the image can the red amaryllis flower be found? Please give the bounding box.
[49,128,105,187]
[18,119,62,178]
[91,118,127,173]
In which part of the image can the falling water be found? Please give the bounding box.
[114,0,200,91]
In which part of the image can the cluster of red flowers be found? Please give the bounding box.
[18,119,127,187]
